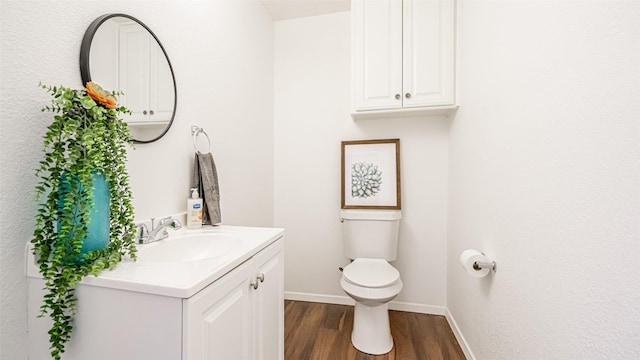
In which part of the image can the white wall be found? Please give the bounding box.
[0,1,274,358]
[274,12,450,313]
[448,1,640,359]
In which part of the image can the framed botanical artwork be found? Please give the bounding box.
[341,139,401,210]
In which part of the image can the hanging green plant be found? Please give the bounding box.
[32,82,138,359]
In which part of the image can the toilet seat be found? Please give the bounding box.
[343,258,400,288]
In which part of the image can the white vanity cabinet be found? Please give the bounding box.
[26,226,284,360]
[183,238,284,360]
[351,0,456,118]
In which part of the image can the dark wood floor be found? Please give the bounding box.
[285,300,466,360]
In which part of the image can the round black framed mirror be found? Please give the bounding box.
[80,14,177,143]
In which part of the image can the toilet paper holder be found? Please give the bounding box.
[472,254,496,272]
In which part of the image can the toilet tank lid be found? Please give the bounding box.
[340,209,402,220]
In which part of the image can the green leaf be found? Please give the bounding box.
[80,95,96,109]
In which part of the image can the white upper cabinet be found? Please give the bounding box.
[352,0,456,118]
[119,23,174,125]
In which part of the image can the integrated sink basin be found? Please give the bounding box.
[136,229,250,263]
[27,224,284,298]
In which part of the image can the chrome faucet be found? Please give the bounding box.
[137,217,183,244]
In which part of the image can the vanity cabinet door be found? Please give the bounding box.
[183,260,255,360]
[182,238,285,360]
[252,239,284,360]
[352,0,455,114]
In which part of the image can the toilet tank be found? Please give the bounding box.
[341,209,401,261]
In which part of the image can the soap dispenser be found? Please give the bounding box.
[187,188,203,229]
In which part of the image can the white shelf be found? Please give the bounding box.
[351,105,458,120]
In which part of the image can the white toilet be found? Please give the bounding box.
[339,209,403,355]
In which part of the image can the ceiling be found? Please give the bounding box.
[261,0,350,21]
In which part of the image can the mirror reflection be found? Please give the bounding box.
[80,14,177,143]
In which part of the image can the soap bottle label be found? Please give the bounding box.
[187,200,203,229]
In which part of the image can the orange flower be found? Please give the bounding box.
[85,82,117,109]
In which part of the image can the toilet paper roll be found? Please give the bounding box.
[459,249,491,278]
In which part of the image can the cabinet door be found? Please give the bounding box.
[183,260,254,360]
[253,239,285,360]
[119,24,150,123]
[402,0,455,107]
[353,0,403,111]
[148,40,175,123]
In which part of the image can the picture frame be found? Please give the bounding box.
[341,139,401,210]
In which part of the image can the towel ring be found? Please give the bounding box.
[191,125,211,155]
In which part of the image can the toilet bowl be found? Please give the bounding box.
[340,258,403,355]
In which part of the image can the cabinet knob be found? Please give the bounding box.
[405,93,411,99]
[150,110,154,115]
[395,94,401,100]
[143,110,148,115]
[258,273,265,283]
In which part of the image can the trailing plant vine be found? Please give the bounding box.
[32,82,137,359]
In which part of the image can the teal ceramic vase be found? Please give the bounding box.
[58,171,110,257]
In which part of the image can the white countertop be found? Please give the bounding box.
[26,225,285,298]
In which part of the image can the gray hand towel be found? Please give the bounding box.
[193,152,221,225]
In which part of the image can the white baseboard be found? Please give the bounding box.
[388,300,446,315]
[284,291,445,316]
[445,308,475,360]
[285,291,355,306]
